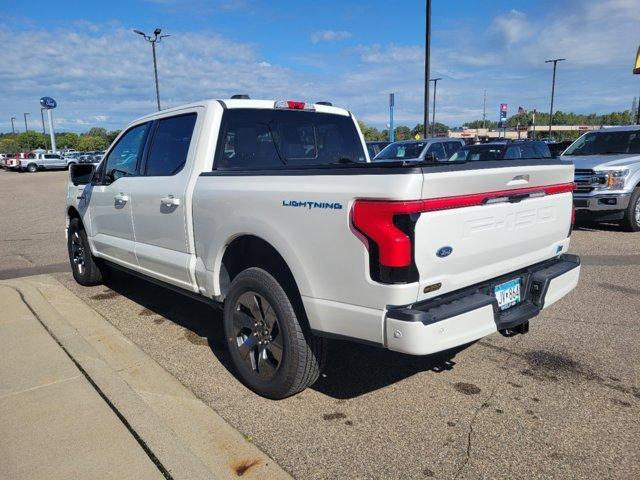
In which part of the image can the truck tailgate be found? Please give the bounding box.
[414,162,575,303]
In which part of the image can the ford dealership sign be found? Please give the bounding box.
[40,97,57,109]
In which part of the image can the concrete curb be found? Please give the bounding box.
[1,275,292,480]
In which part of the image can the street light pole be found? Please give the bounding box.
[40,108,49,150]
[545,58,565,137]
[430,78,441,137]
[23,113,30,133]
[10,117,16,134]
[423,0,431,139]
[133,28,170,111]
[482,89,487,130]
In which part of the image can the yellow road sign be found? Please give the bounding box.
[634,45,640,74]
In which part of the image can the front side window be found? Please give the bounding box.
[102,123,149,183]
[426,142,447,160]
[145,113,197,176]
[443,141,461,157]
[216,109,365,169]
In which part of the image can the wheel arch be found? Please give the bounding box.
[216,234,310,325]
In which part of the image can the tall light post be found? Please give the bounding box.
[482,89,487,129]
[10,117,16,134]
[545,58,565,136]
[23,113,30,132]
[423,0,432,138]
[134,28,170,111]
[430,77,441,137]
[40,108,49,150]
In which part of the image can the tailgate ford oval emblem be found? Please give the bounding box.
[436,246,453,258]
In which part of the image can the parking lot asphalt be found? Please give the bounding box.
[1,168,639,480]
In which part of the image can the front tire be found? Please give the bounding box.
[26,163,38,173]
[67,218,104,286]
[621,187,640,232]
[223,268,326,399]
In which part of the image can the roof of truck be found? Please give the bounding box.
[133,98,350,124]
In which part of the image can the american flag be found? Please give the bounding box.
[518,106,528,114]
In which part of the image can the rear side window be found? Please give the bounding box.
[216,109,366,169]
[145,113,197,176]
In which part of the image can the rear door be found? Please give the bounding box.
[130,110,200,289]
[413,160,574,302]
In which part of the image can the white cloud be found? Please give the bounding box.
[310,30,352,44]
[1,0,638,134]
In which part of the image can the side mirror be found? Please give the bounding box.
[70,163,96,186]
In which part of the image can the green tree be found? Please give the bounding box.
[106,130,121,144]
[16,131,47,150]
[86,127,108,138]
[0,137,19,154]
[394,126,411,141]
[56,132,79,149]
[77,135,108,151]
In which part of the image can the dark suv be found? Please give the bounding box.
[449,140,552,162]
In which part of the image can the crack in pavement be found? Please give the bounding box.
[453,338,523,480]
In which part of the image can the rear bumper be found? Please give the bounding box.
[385,254,580,355]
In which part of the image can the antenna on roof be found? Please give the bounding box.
[316,101,333,106]
[231,94,250,99]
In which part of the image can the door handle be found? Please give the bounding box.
[114,193,129,203]
[160,195,181,206]
[507,174,530,187]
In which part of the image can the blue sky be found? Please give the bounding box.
[1,0,639,132]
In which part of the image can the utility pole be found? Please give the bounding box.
[23,112,30,133]
[133,28,170,111]
[389,93,395,142]
[482,89,486,129]
[545,58,565,137]
[430,78,441,137]
[10,117,16,134]
[423,0,432,138]
[40,108,49,150]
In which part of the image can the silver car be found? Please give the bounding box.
[373,138,465,162]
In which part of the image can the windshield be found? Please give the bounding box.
[375,142,426,160]
[564,130,640,156]
[216,109,366,168]
[450,145,505,161]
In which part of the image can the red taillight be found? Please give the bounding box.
[274,100,315,111]
[352,200,422,267]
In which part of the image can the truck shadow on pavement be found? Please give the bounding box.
[102,269,469,400]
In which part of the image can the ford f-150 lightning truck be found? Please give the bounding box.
[66,98,581,398]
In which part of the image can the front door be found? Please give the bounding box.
[88,122,150,268]
[130,111,199,289]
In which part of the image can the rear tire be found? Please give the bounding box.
[26,163,38,173]
[223,267,326,399]
[621,187,640,232]
[67,218,104,286]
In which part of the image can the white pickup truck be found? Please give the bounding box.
[66,98,580,398]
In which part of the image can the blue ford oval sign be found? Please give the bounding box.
[436,246,453,258]
[40,97,57,109]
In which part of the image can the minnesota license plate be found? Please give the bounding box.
[494,278,521,311]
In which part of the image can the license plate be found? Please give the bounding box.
[494,278,521,311]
